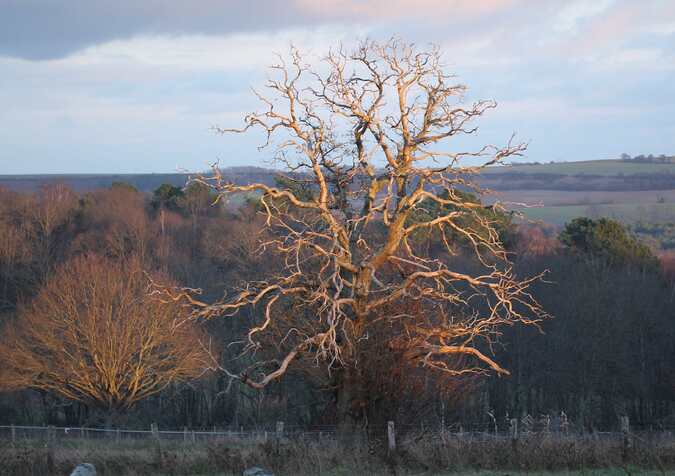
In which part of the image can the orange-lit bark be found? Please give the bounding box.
[160,39,548,429]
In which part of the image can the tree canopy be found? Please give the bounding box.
[560,217,658,269]
[0,255,209,414]
[161,39,548,430]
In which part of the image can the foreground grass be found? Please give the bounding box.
[149,471,675,476]
[0,434,673,476]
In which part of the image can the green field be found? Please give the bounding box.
[516,202,675,226]
[485,160,675,176]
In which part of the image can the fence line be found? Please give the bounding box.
[0,423,341,445]
[1,417,674,447]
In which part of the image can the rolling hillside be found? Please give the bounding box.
[0,167,278,193]
[479,158,675,191]
[2,159,675,230]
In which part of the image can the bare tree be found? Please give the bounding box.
[0,188,36,310]
[30,183,79,277]
[32,183,78,239]
[168,39,547,430]
[0,255,209,421]
[73,186,150,260]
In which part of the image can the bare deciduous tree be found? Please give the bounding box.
[0,255,209,420]
[0,188,36,310]
[32,183,78,239]
[167,39,548,430]
[73,185,151,260]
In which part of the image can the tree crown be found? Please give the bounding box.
[165,38,547,389]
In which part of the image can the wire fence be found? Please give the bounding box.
[0,424,346,446]
[1,420,674,447]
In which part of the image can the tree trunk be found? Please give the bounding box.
[104,407,123,433]
[336,365,367,446]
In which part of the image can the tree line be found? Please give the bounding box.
[0,180,672,431]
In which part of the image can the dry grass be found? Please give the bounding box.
[0,433,673,476]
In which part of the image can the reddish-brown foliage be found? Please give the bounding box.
[0,255,210,412]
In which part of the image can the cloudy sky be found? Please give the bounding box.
[1,0,674,174]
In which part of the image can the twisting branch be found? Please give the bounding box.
[167,38,548,389]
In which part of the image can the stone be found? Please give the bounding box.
[70,463,97,476]
[243,467,274,476]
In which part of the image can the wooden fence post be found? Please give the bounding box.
[521,414,534,436]
[620,415,632,460]
[387,421,396,454]
[150,422,161,465]
[275,421,284,454]
[11,424,16,444]
[560,411,569,435]
[509,418,519,456]
[116,428,121,443]
[183,426,188,443]
[542,414,551,435]
[620,415,630,433]
[441,401,446,437]
[42,425,55,474]
[487,411,498,435]
[509,418,518,440]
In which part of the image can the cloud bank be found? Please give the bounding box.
[0,0,673,173]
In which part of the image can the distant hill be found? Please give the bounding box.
[3,161,675,230]
[3,159,675,194]
[0,167,279,193]
[480,159,675,191]
[480,158,675,229]
[485,158,675,177]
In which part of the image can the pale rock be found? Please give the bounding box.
[70,463,97,476]
[243,467,274,476]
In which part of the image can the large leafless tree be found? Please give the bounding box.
[170,39,547,430]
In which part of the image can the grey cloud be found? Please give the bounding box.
[0,0,535,61]
[0,0,311,60]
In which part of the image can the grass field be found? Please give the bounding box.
[484,160,675,176]
[68,470,675,475]
[449,472,675,476]
[513,203,675,226]
[490,189,675,207]
[2,432,673,476]
[480,188,675,227]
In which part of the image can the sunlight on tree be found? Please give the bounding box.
[159,38,549,431]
